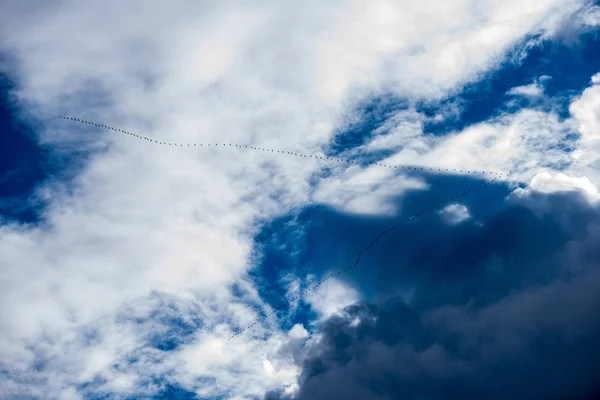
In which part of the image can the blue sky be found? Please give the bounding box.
[0,75,47,223]
[1,1,600,399]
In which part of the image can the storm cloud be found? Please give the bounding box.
[266,189,600,400]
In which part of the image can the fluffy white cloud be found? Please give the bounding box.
[510,171,600,205]
[438,203,472,225]
[380,108,574,184]
[569,72,600,186]
[0,0,597,398]
[304,276,361,320]
[283,273,360,322]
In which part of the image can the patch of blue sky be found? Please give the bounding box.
[419,28,600,135]
[0,75,49,223]
[0,69,115,225]
[371,196,579,311]
[152,384,201,400]
[325,95,410,158]
[144,316,200,353]
[251,170,511,329]
[305,173,512,301]
[139,306,202,353]
[248,211,321,330]
[111,293,203,354]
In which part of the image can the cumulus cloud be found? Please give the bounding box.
[304,276,361,320]
[0,0,598,398]
[511,171,600,204]
[570,71,600,186]
[438,203,471,224]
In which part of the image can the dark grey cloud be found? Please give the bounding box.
[266,189,600,400]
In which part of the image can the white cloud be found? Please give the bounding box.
[564,70,600,196]
[579,3,600,28]
[304,276,361,320]
[312,165,429,216]
[507,82,545,97]
[382,107,575,185]
[263,358,275,376]
[284,274,359,322]
[511,171,600,204]
[438,203,472,225]
[0,0,596,398]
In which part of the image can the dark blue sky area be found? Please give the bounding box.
[251,171,512,328]
[0,76,49,223]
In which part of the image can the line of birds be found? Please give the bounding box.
[59,116,506,178]
[59,115,507,340]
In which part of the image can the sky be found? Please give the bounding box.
[1,1,600,399]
